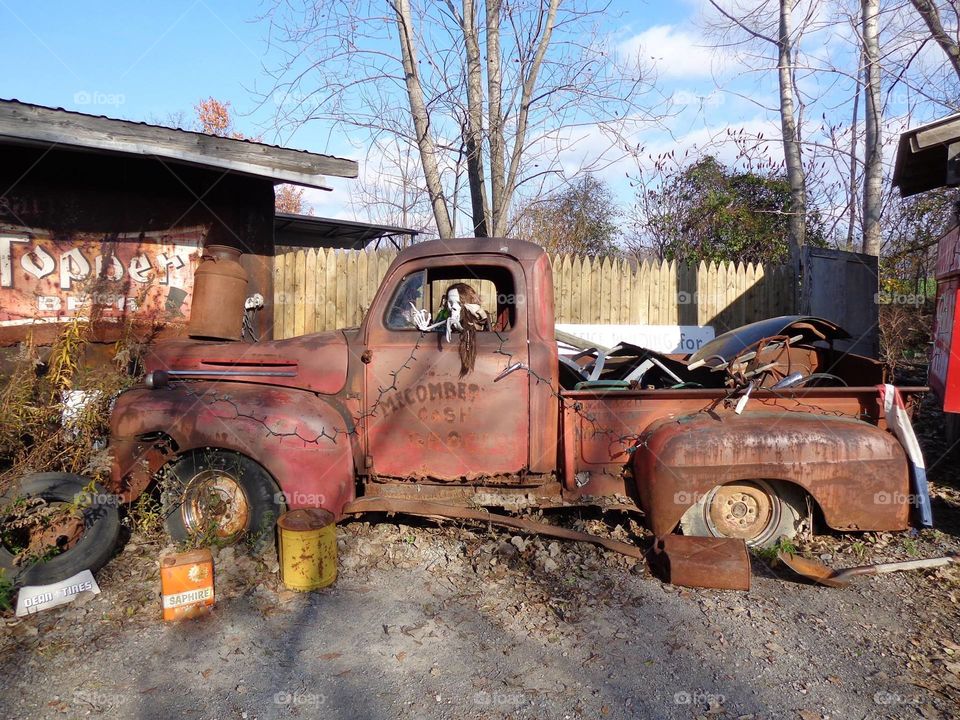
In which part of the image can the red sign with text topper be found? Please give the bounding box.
[0,226,202,329]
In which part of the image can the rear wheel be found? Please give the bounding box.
[679,480,806,549]
[162,450,282,548]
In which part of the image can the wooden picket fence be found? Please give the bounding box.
[272,248,796,339]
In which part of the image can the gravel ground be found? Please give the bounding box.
[1,394,959,720]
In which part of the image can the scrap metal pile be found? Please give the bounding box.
[556,316,882,393]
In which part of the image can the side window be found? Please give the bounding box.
[384,270,427,330]
[383,264,518,332]
[427,266,517,333]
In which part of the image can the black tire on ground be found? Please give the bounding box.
[679,479,807,549]
[162,450,283,548]
[0,473,120,586]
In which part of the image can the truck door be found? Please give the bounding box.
[362,257,530,481]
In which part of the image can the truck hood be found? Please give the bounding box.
[144,332,349,395]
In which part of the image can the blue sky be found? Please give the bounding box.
[1,1,698,151]
[0,0,777,220]
[1,0,951,228]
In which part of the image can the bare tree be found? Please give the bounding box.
[261,0,650,238]
[862,0,883,255]
[909,0,960,80]
[351,135,436,237]
[707,0,810,250]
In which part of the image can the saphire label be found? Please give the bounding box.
[161,587,214,609]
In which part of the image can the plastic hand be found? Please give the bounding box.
[410,304,433,332]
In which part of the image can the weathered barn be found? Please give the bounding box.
[0,100,414,361]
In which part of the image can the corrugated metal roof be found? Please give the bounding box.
[0,99,358,190]
[274,212,419,250]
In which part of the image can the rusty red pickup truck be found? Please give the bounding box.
[106,238,926,554]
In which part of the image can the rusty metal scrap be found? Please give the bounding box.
[341,497,644,560]
[648,535,751,591]
[778,551,958,588]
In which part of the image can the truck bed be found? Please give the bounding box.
[559,384,927,496]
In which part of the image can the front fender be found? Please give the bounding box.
[109,382,356,516]
[632,411,910,536]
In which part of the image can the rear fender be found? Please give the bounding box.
[632,411,910,536]
[110,383,356,516]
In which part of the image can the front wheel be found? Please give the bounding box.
[162,450,283,548]
[679,480,806,549]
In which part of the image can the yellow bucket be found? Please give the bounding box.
[277,508,338,591]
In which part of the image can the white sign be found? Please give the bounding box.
[161,586,214,609]
[556,324,715,355]
[15,569,101,617]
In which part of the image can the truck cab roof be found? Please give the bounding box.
[393,237,548,264]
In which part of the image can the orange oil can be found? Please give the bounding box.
[160,548,215,621]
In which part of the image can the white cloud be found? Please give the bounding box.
[301,178,357,221]
[619,25,730,80]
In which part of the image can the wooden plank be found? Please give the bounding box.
[283,251,296,338]
[560,254,573,323]
[335,251,348,329]
[646,261,659,324]
[708,261,721,329]
[292,250,306,337]
[599,256,612,324]
[570,256,583,324]
[733,262,747,326]
[634,261,647,324]
[273,253,286,339]
[718,262,731,331]
[314,247,327,332]
[324,248,338,332]
[357,250,369,322]
[666,260,678,324]
[585,256,598,323]
[696,261,708,326]
[0,101,358,187]
[346,251,359,326]
[612,258,623,324]
[609,259,620,324]
[304,249,317,334]
[367,247,380,322]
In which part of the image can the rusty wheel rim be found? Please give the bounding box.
[704,480,780,545]
[31,508,85,554]
[181,470,250,538]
